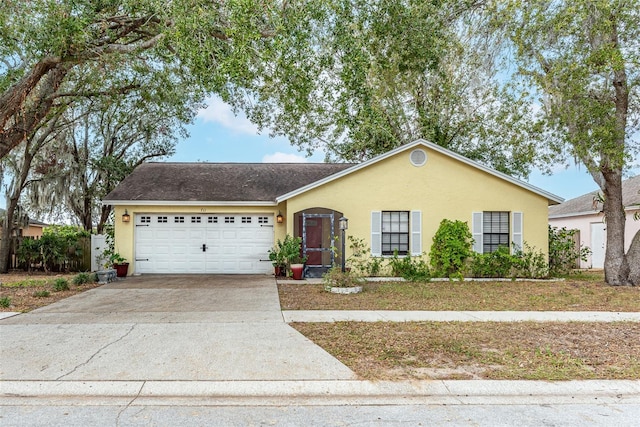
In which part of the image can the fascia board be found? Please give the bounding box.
[101,200,277,207]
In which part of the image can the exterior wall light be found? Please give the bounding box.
[122,210,131,223]
[276,211,284,224]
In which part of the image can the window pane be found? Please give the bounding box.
[381,211,410,255]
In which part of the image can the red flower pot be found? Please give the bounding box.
[290,263,304,280]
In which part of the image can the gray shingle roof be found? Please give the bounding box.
[103,162,355,203]
[549,175,640,217]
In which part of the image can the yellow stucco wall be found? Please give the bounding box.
[113,205,287,275]
[284,146,550,261]
[113,144,551,275]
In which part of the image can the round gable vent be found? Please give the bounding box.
[409,149,427,167]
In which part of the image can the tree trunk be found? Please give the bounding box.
[0,203,18,273]
[0,63,70,159]
[97,205,112,234]
[627,229,640,286]
[602,171,631,285]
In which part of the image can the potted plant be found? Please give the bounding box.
[110,252,129,278]
[95,250,113,284]
[280,235,306,279]
[268,242,286,277]
[289,254,308,280]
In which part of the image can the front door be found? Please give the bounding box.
[301,213,335,277]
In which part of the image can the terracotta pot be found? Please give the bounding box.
[114,263,129,278]
[290,263,304,280]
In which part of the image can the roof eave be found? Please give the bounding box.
[101,200,277,207]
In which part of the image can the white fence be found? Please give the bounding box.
[90,234,107,272]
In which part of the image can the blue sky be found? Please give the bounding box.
[168,96,635,202]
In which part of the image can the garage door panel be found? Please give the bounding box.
[135,213,273,274]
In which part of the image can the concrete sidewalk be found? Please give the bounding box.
[283,310,640,322]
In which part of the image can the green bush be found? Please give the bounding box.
[16,238,42,271]
[52,278,70,292]
[33,290,50,298]
[388,252,431,281]
[548,226,591,276]
[512,243,549,279]
[346,236,386,276]
[429,219,473,277]
[469,246,514,278]
[72,272,93,285]
[0,296,10,308]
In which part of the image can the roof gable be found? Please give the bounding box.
[276,139,564,205]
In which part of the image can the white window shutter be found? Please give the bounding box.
[472,212,483,253]
[512,212,523,253]
[371,211,382,256]
[410,210,422,255]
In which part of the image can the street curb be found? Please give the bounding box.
[283,310,640,323]
[2,380,639,406]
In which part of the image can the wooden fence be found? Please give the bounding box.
[9,235,92,272]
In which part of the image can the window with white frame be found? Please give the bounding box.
[381,211,410,255]
[371,210,422,257]
[472,211,522,254]
[482,211,509,253]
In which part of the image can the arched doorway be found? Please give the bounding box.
[294,208,344,278]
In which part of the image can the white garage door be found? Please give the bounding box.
[134,214,274,274]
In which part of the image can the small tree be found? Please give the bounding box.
[548,226,591,276]
[429,219,473,277]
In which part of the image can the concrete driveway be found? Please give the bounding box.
[0,275,355,381]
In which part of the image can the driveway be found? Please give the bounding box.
[0,275,355,381]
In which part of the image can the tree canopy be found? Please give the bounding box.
[493,0,640,285]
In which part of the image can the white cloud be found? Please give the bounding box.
[262,152,308,163]
[196,96,259,135]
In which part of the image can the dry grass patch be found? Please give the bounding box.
[291,321,640,381]
[279,273,640,312]
[0,272,100,312]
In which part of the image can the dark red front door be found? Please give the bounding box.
[305,218,323,265]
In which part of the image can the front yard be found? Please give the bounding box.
[0,272,100,312]
[278,272,640,312]
[282,272,640,381]
[291,321,640,380]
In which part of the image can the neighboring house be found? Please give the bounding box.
[0,208,48,238]
[548,175,640,269]
[103,139,563,276]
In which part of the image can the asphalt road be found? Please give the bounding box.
[2,402,638,427]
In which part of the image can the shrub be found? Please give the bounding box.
[512,243,549,279]
[72,272,93,285]
[322,267,365,291]
[365,256,384,277]
[0,296,10,308]
[469,246,514,278]
[52,278,70,292]
[429,219,473,277]
[33,290,50,298]
[388,252,431,281]
[548,226,591,276]
[346,236,386,276]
